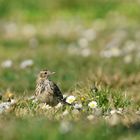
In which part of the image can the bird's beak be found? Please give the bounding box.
[51,71,55,75]
[48,71,55,75]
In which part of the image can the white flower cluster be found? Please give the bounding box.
[1,60,13,68]
[20,59,34,69]
[65,95,98,110]
[1,59,34,69]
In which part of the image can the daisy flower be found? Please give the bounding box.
[88,101,97,109]
[66,95,76,104]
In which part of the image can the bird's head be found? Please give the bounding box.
[38,69,55,79]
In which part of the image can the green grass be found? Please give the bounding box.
[0,0,140,139]
[0,117,139,140]
[0,0,140,22]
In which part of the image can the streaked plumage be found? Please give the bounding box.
[35,69,64,106]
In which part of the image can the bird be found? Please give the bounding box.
[35,69,64,106]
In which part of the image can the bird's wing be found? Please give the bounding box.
[50,81,63,100]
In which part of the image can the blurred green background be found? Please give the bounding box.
[0,0,140,139]
[0,0,140,94]
[0,0,140,21]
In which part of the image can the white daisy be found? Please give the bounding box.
[88,101,97,109]
[66,95,76,104]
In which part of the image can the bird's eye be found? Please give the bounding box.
[44,72,47,74]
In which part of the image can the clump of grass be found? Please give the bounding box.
[94,88,130,112]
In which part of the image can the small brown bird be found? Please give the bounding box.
[35,69,64,106]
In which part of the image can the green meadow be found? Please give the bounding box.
[0,0,140,139]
